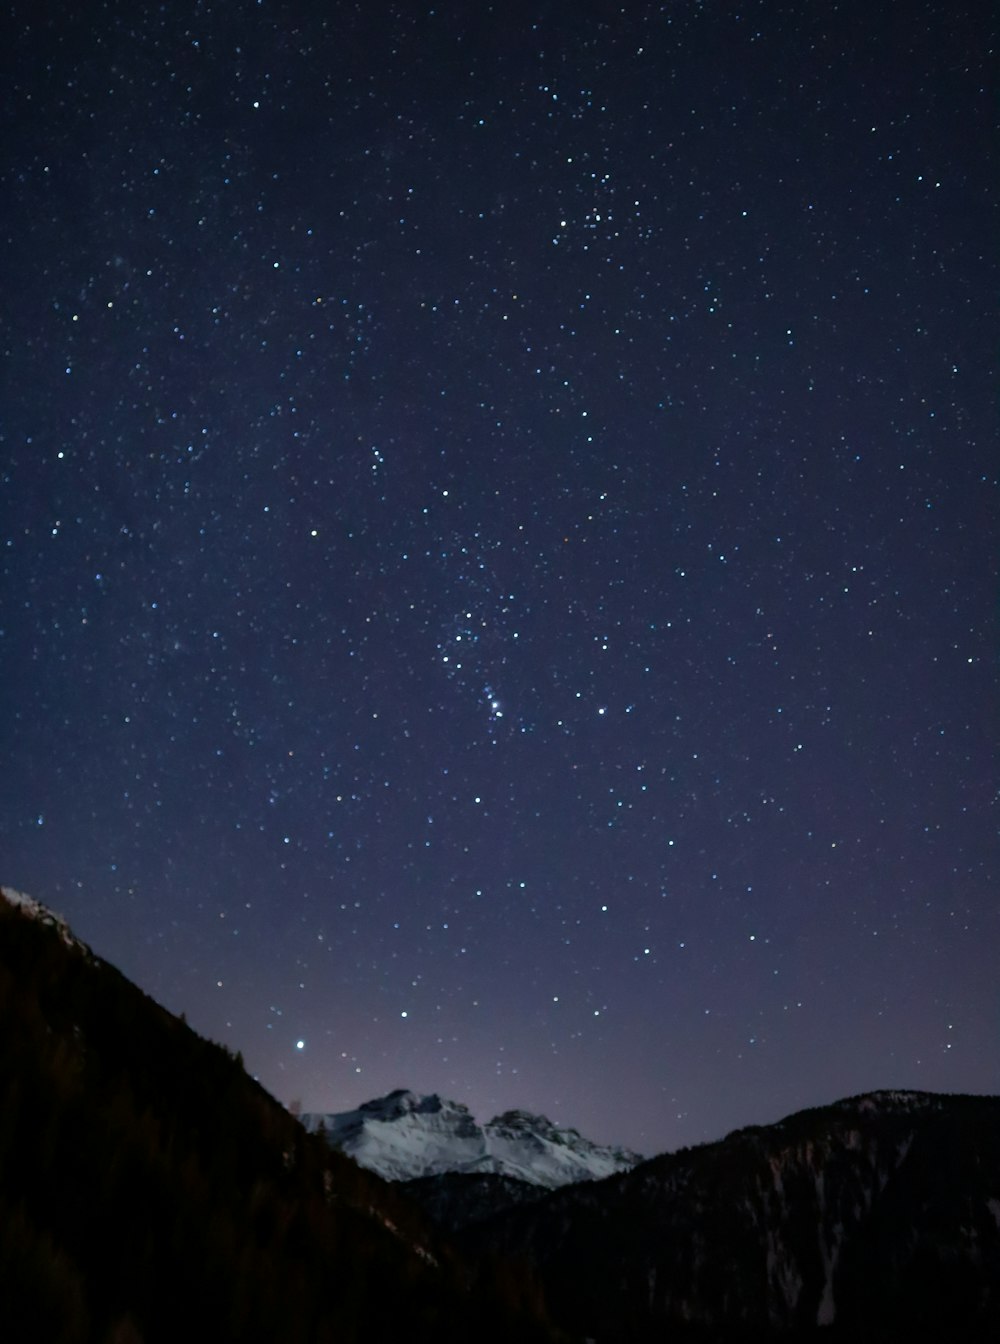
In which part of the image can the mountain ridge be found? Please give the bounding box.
[461,1084,1000,1339]
[0,886,560,1343]
[302,1087,642,1187]
[4,884,998,1341]
[0,885,95,960]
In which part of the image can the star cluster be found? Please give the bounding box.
[2,0,995,1151]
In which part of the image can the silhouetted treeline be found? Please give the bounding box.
[0,898,561,1344]
[453,1089,1000,1342]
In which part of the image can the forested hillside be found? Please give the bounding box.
[0,894,558,1344]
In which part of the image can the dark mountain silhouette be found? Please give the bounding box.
[425,1088,1000,1342]
[403,1169,549,1232]
[4,885,998,1343]
[0,890,558,1344]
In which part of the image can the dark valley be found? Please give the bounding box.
[2,887,998,1342]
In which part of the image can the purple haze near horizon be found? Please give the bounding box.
[2,0,996,1153]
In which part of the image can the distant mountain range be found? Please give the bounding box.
[302,1088,642,1186]
[306,1079,1000,1339]
[3,883,999,1342]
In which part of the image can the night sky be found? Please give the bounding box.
[2,0,996,1154]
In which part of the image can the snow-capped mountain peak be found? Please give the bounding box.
[302,1088,642,1187]
[359,1089,474,1127]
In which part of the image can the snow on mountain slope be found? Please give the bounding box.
[302,1089,642,1187]
[1,886,94,959]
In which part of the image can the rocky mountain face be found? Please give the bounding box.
[303,1088,642,1187]
[459,1089,1000,1341]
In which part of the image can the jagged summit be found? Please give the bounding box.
[360,1089,472,1123]
[491,1108,566,1134]
[302,1088,642,1187]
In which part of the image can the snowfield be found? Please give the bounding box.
[302,1088,642,1187]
